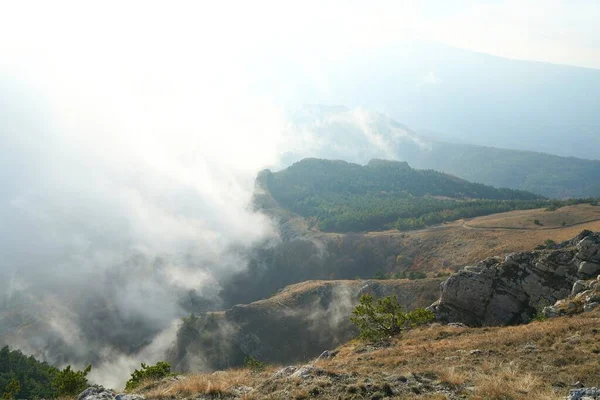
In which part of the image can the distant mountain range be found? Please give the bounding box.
[276,43,600,159]
[280,105,600,199]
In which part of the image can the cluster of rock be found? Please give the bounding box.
[544,274,600,317]
[430,230,600,326]
[77,386,143,400]
[567,387,600,400]
[267,362,462,399]
[544,233,600,318]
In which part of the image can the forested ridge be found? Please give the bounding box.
[261,158,596,232]
[0,346,58,399]
[0,345,92,399]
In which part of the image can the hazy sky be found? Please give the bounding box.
[1,1,599,72]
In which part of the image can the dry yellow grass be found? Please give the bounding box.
[356,204,600,273]
[142,311,599,399]
[323,311,600,399]
[467,204,600,229]
[139,368,273,399]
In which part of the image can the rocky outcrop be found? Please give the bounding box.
[431,230,600,326]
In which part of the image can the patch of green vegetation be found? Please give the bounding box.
[535,239,557,250]
[53,365,91,397]
[244,356,265,373]
[125,361,172,391]
[1,378,20,399]
[532,299,551,322]
[350,294,435,341]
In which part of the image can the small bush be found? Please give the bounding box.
[533,219,543,226]
[244,356,265,373]
[533,311,547,322]
[53,365,91,397]
[350,294,435,341]
[125,361,172,391]
[408,271,427,280]
[535,239,557,250]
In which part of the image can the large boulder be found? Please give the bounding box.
[431,230,600,326]
[579,261,600,277]
[78,387,115,400]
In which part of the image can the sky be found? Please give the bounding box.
[0,0,599,387]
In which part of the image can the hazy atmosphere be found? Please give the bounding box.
[1,1,600,396]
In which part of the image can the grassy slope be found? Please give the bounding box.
[139,311,600,399]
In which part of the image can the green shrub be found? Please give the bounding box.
[408,271,427,280]
[350,294,435,341]
[2,378,21,399]
[244,356,265,373]
[533,219,543,226]
[52,365,91,397]
[532,299,550,322]
[125,362,172,391]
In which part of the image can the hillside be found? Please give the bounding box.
[169,279,443,373]
[220,203,600,308]
[131,229,600,400]
[283,105,600,198]
[402,140,600,199]
[138,312,600,400]
[258,158,596,232]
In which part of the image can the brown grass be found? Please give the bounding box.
[363,204,600,273]
[322,311,600,399]
[467,204,600,230]
[139,368,272,399]
[143,311,599,399]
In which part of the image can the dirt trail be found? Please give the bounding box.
[461,217,600,231]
